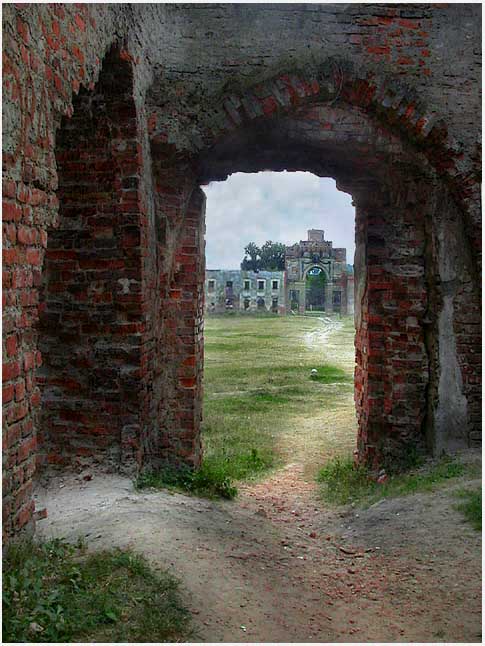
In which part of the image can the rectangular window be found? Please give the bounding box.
[244,280,250,291]
[272,280,278,290]
[257,280,265,291]
[208,279,215,293]
[226,281,233,288]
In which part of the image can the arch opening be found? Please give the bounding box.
[305,267,327,313]
[200,169,357,481]
[150,93,479,474]
[191,103,431,467]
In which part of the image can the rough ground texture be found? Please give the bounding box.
[35,464,481,643]
[3,4,481,539]
[34,318,481,641]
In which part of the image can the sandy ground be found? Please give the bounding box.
[35,318,481,642]
[35,457,481,643]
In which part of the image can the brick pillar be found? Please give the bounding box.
[157,187,205,469]
[424,185,481,453]
[355,188,429,467]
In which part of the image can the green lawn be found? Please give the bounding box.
[202,313,357,483]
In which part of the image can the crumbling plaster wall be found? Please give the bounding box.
[2,3,481,539]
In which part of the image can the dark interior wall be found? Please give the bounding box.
[37,47,144,473]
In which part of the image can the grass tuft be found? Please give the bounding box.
[2,539,191,643]
[317,454,468,506]
[203,446,273,482]
[136,462,238,499]
[455,488,481,530]
[316,456,372,505]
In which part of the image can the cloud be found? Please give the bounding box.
[202,171,355,269]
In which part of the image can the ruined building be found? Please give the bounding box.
[286,229,354,314]
[205,269,286,315]
[2,4,481,539]
[205,229,354,315]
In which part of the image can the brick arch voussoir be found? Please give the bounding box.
[193,61,479,271]
[197,62,476,220]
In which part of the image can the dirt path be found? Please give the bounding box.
[277,315,358,478]
[303,315,343,350]
[36,457,481,643]
[35,318,481,642]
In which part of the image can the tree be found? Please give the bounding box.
[259,240,286,271]
[241,241,286,271]
[241,242,260,271]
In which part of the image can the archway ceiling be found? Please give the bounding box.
[194,103,429,194]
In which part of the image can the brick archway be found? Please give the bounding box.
[28,59,481,479]
[304,265,329,314]
[149,87,480,470]
[2,4,480,540]
[148,61,480,240]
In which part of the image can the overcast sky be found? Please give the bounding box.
[202,171,355,270]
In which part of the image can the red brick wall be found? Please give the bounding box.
[354,187,429,467]
[3,4,115,538]
[37,46,144,473]
[160,189,205,467]
[141,157,204,470]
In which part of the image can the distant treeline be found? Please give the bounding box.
[240,241,286,271]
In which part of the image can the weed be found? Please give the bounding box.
[2,539,191,643]
[136,462,237,499]
[316,456,372,504]
[317,454,468,506]
[455,488,481,530]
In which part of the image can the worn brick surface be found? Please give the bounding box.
[37,46,144,474]
[2,4,481,540]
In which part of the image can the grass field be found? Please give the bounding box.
[202,313,357,483]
